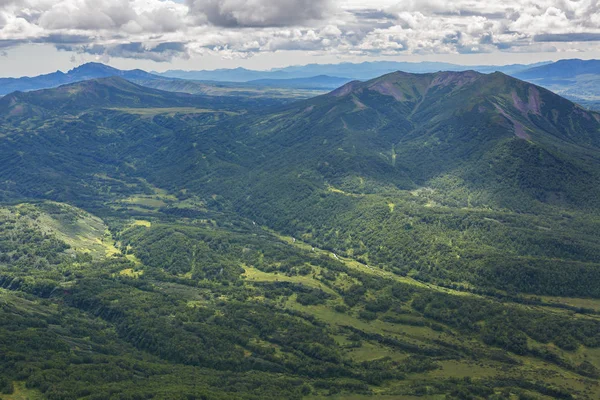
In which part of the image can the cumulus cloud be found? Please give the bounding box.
[186,0,336,27]
[37,0,136,30]
[59,41,189,61]
[0,0,599,63]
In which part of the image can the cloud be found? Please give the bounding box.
[36,33,92,44]
[535,32,600,42]
[186,0,336,27]
[0,0,599,63]
[37,0,137,30]
[58,41,189,62]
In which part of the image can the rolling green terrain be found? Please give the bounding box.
[133,78,325,101]
[1,72,600,399]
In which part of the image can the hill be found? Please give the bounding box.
[0,62,326,103]
[515,59,600,81]
[181,70,600,209]
[514,59,600,105]
[133,78,325,100]
[0,76,291,119]
[0,62,166,95]
[143,70,600,298]
[1,71,600,399]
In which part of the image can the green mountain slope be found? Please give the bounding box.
[213,70,600,209]
[138,71,600,298]
[1,71,600,399]
[0,77,287,118]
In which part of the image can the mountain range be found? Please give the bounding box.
[157,60,550,81]
[514,59,600,108]
[0,62,163,95]
[3,59,600,111]
[1,67,600,399]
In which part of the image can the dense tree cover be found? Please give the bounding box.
[412,291,600,354]
[1,71,600,398]
[2,72,600,300]
[1,202,598,398]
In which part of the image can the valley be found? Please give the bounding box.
[0,69,600,399]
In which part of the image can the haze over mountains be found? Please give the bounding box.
[513,59,600,108]
[2,61,600,398]
[156,60,550,82]
[2,59,600,111]
[0,62,163,95]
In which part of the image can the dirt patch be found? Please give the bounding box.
[368,80,406,100]
[512,87,542,116]
[352,97,368,111]
[528,87,542,115]
[8,104,25,117]
[330,81,361,97]
[494,104,531,140]
[574,107,592,120]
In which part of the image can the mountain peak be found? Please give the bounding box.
[68,62,120,75]
[315,69,600,149]
[0,76,200,117]
[328,70,484,101]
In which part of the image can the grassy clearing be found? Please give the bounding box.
[31,202,120,259]
[424,360,499,380]
[538,295,600,312]
[119,268,144,278]
[107,107,240,117]
[271,230,471,297]
[120,196,167,209]
[347,341,409,362]
[131,220,152,228]
[2,382,44,400]
[283,297,442,348]
[327,185,364,197]
[242,265,338,296]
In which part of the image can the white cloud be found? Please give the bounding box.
[0,0,599,63]
[186,0,336,27]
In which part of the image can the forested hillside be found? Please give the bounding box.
[1,71,600,399]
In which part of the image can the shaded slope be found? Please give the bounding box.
[183,70,600,210]
[0,62,165,95]
[132,70,600,300]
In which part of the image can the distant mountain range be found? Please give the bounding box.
[157,61,550,82]
[0,62,164,95]
[514,59,600,107]
[247,75,352,89]
[0,76,292,119]
[1,59,600,110]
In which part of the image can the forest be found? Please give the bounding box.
[0,71,600,399]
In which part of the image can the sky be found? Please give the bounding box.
[1,0,600,77]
